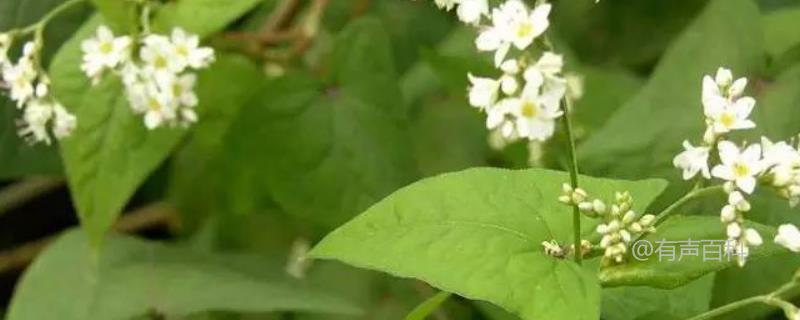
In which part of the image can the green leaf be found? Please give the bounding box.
[49,16,185,247]
[578,0,763,180]
[89,0,136,32]
[6,229,360,320]
[753,64,800,139]
[763,7,800,57]
[152,0,262,38]
[218,17,418,228]
[49,15,258,247]
[168,54,263,230]
[311,167,668,320]
[599,216,782,288]
[404,291,452,320]
[602,274,714,320]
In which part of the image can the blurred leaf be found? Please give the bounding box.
[311,167,668,320]
[218,17,417,229]
[762,7,800,58]
[0,0,90,178]
[578,0,762,185]
[599,216,781,288]
[753,64,800,139]
[89,0,136,32]
[552,0,709,70]
[602,274,714,320]
[475,301,521,320]
[152,0,262,37]
[572,66,643,134]
[6,230,360,320]
[168,54,263,230]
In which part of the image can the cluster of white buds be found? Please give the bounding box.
[0,33,76,144]
[80,26,214,129]
[559,185,655,264]
[721,190,763,266]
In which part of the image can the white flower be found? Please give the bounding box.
[761,137,800,168]
[467,74,499,109]
[705,96,756,134]
[3,58,37,107]
[456,0,489,25]
[475,1,551,66]
[163,73,198,107]
[509,84,563,141]
[775,224,800,252]
[711,141,764,193]
[140,34,183,84]
[523,51,564,89]
[486,98,514,137]
[18,99,54,144]
[80,26,131,82]
[702,67,747,105]
[52,103,76,139]
[169,28,214,70]
[143,89,177,129]
[673,141,711,180]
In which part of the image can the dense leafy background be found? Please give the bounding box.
[1,0,800,319]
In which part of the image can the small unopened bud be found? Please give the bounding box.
[727,222,742,238]
[720,205,737,223]
[703,127,716,145]
[562,183,573,194]
[596,224,608,234]
[622,211,636,224]
[592,199,607,214]
[639,214,656,227]
[629,222,643,233]
[744,228,763,246]
[578,201,594,212]
[610,205,621,217]
[620,230,632,243]
[572,188,587,203]
[723,181,736,194]
[558,195,572,204]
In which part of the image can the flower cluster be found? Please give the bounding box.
[559,184,655,264]
[0,33,76,144]
[673,67,800,265]
[80,26,214,129]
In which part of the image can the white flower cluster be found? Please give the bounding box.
[673,67,800,265]
[0,34,76,144]
[80,26,214,129]
[436,0,569,145]
[559,184,655,264]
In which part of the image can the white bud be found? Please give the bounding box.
[723,181,736,194]
[592,199,607,214]
[638,214,656,227]
[720,205,737,223]
[744,228,762,246]
[572,188,587,203]
[629,222,642,233]
[562,183,573,193]
[578,202,593,212]
[622,211,636,224]
[620,230,631,243]
[558,195,571,204]
[596,224,608,234]
[727,222,742,238]
[600,234,613,248]
[607,220,620,233]
[500,59,520,74]
[500,75,518,95]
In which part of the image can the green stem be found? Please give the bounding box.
[16,0,86,34]
[653,185,724,226]
[560,99,582,265]
[404,291,451,320]
[689,283,797,320]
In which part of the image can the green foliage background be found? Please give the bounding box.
[1,0,800,319]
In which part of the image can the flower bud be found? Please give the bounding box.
[629,222,642,233]
[558,195,572,204]
[622,211,636,224]
[578,201,593,212]
[720,205,737,223]
[592,199,607,214]
[639,214,656,227]
[727,222,742,238]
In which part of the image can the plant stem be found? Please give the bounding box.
[560,99,582,265]
[0,177,64,216]
[687,286,798,320]
[653,185,724,226]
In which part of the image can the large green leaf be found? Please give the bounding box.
[152,0,262,37]
[49,11,259,247]
[578,0,763,180]
[599,216,781,288]
[311,167,668,320]
[168,54,263,230]
[6,230,360,320]
[763,7,800,58]
[602,274,714,320]
[0,0,90,178]
[753,64,800,139]
[217,17,418,229]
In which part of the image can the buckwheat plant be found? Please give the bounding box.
[0,4,78,144]
[80,11,214,129]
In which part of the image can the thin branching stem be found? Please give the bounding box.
[687,281,799,320]
[653,185,724,226]
[560,98,582,264]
